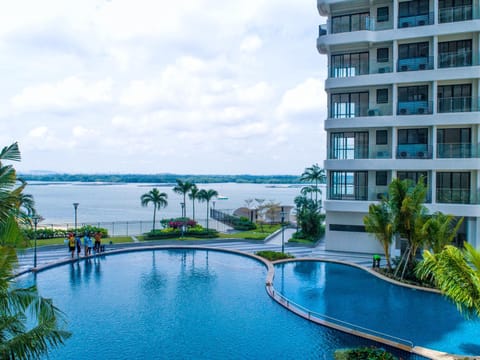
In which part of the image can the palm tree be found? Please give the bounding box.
[363,201,394,270]
[416,243,480,318]
[0,143,71,357]
[140,188,168,231]
[173,180,194,218]
[198,189,218,231]
[188,185,200,221]
[423,212,463,254]
[300,163,325,207]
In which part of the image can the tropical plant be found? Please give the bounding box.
[422,212,463,254]
[188,184,200,221]
[416,243,480,318]
[0,143,71,358]
[198,189,218,231]
[363,201,394,270]
[264,201,281,224]
[300,163,325,207]
[140,188,168,231]
[293,195,324,241]
[173,180,194,218]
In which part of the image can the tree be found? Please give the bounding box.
[364,201,394,270]
[188,185,200,221]
[293,195,323,241]
[0,143,71,358]
[423,212,463,254]
[198,189,218,231]
[173,180,194,218]
[264,201,281,224]
[300,163,325,207]
[140,188,168,231]
[416,243,480,318]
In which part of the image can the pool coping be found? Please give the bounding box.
[19,247,478,360]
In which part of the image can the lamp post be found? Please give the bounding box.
[280,211,286,254]
[73,203,79,234]
[32,215,41,268]
[180,202,185,237]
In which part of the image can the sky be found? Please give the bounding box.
[2,0,328,175]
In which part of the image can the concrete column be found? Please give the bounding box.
[432,80,438,115]
[393,0,398,29]
[433,35,438,69]
[392,125,398,159]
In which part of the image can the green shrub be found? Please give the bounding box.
[255,251,294,261]
[334,347,397,360]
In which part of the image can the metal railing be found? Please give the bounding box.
[438,50,474,68]
[439,5,476,23]
[436,188,479,204]
[397,56,434,72]
[269,287,415,350]
[398,12,434,28]
[437,143,480,158]
[331,14,375,34]
[396,145,433,159]
[438,96,479,113]
[328,185,432,203]
[397,101,433,115]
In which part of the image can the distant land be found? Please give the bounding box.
[19,173,305,184]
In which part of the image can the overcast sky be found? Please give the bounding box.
[2,0,328,175]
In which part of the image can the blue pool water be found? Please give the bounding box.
[19,250,421,359]
[273,261,480,356]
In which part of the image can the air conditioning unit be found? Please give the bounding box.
[379,67,386,73]
[368,109,380,116]
[399,108,407,115]
[417,151,425,158]
[400,151,407,158]
[419,63,426,70]
[418,20,426,26]
[400,65,408,71]
[401,21,409,28]
[417,107,425,114]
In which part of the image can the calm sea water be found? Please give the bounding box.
[26,182,326,226]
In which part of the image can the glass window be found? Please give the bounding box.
[376,171,388,186]
[330,132,368,159]
[398,128,428,144]
[376,89,388,104]
[377,48,389,62]
[331,92,369,118]
[376,130,388,145]
[330,171,368,200]
[397,171,428,184]
[377,7,389,22]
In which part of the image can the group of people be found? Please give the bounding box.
[67,231,103,259]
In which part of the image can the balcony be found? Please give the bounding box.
[330,14,375,34]
[398,57,434,72]
[369,145,391,159]
[438,50,473,68]
[398,12,434,28]
[438,97,479,113]
[396,145,433,159]
[436,188,479,204]
[328,185,432,202]
[439,5,475,23]
[397,101,433,115]
[437,143,480,158]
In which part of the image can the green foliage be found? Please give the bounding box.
[24,225,109,241]
[364,201,394,270]
[334,347,397,360]
[255,250,294,261]
[70,225,109,238]
[294,195,324,240]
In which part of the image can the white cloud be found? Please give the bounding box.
[11,77,113,111]
[276,78,326,117]
[240,35,263,53]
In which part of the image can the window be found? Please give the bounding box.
[377,7,389,21]
[439,0,472,22]
[331,92,369,118]
[437,128,471,158]
[398,42,429,59]
[437,172,470,203]
[398,128,428,144]
[329,224,366,232]
[398,85,428,102]
[438,40,472,68]
[399,0,429,17]
[330,171,368,200]
[397,171,428,185]
[377,48,389,62]
[331,52,369,77]
[376,89,388,104]
[376,171,388,186]
[438,84,472,112]
[330,132,369,159]
[331,12,370,33]
[376,130,388,145]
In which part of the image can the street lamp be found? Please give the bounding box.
[32,215,41,268]
[73,203,79,234]
[280,211,286,254]
[180,202,185,237]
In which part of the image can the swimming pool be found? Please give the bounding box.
[19,249,421,359]
[273,260,480,357]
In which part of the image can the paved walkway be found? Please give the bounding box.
[15,236,376,274]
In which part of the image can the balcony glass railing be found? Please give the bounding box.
[370,145,391,159]
[436,188,478,204]
[397,101,433,115]
[438,97,479,113]
[439,5,475,23]
[438,50,473,68]
[318,24,327,37]
[397,145,433,159]
[398,57,434,72]
[437,143,480,158]
[398,12,434,28]
[328,185,433,202]
[331,15,375,34]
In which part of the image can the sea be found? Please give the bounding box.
[25,182,327,235]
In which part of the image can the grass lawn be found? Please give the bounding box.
[218,224,281,240]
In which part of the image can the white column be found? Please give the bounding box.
[393,0,398,29]
[433,35,438,69]
[432,80,438,115]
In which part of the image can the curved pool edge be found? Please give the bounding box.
[267,258,470,360]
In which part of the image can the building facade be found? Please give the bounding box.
[316,0,480,254]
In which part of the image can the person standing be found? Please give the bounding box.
[68,233,75,258]
[94,232,102,253]
[75,234,82,258]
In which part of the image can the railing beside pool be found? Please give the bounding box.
[268,286,419,354]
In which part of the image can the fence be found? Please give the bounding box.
[38,218,233,237]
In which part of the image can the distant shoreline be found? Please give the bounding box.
[19,173,314,185]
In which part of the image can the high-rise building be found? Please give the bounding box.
[316,0,479,254]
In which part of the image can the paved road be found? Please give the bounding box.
[16,235,375,274]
